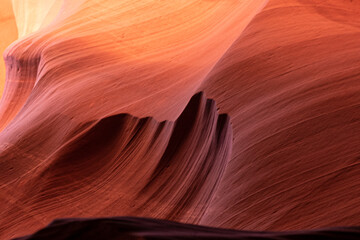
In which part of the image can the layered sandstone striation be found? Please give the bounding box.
[200,0,360,230]
[0,0,267,131]
[0,92,232,238]
[1,0,360,239]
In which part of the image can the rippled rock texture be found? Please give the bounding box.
[1,0,360,239]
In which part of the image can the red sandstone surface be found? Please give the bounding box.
[0,0,360,239]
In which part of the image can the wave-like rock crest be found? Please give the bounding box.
[0,92,232,239]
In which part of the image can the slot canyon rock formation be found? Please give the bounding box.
[0,0,359,239]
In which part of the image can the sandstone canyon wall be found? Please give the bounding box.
[0,0,360,239]
[0,0,17,97]
[199,0,360,230]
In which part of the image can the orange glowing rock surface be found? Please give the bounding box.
[1,0,360,239]
[0,0,17,97]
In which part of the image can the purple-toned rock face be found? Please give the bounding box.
[1,0,360,239]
